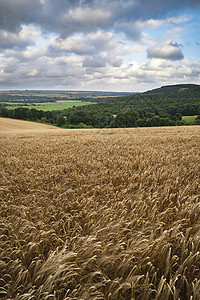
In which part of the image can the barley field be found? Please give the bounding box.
[0,122,200,299]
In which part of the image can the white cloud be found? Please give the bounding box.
[0,50,199,91]
[27,69,39,77]
[0,25,40,50]
[67,7,111,24]
[147,42,184,61]
[166,27,185,38]
[51,35,94,55]
[20,46,47,59]
[107,55,123,67]
[166,14,192,24]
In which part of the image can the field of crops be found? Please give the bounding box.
[5,101,94,111]
[0,117,59,133]
[182,115,197,124]
[0,125,200,299]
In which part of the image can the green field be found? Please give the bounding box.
[5,101,94,111]
[182,115,197,123]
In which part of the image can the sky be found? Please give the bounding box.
[0,0,200,92]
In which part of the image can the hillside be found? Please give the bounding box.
[0,117,60,134]
[95,83,200,116]
[1,126,200,299]
[1,84,200,128]
[141,83,200,113]
[145,83,200,95]
[61,83,200,127]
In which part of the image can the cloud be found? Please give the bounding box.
[51,35,94,55]
[166,14,192,24]
[82,55,107,68]
[50,30,130,57]
[0,25,40,50]
[147,42,184,61]
[65,7,111,26]
[1,0,199,36]
[86,31,118,52]
[0,52,199,91]
[107,55,123,67]
[115,21,143,40]
[2,57,19,74]
[0,0,199,91]
[0,0,42,32]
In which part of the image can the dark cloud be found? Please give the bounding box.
[0,28,35,50]
[147,42,184,61]
[186,0,200,7]
[0,0,23,32]
[3,62,18,74]
[115,22,142,40]
[109,0,200,26]
[82,55,107,68]
[1,0,199,37]
[0,0,42,32]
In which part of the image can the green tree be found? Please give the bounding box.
[12,107,28,120]
[40,117,48,123]
[57,114,66,127]
[0,106,9,117]
[194,115,200,125]
[113,110,139,128]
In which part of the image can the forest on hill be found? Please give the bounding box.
[0,84,200,128]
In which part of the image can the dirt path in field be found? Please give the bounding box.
[0,117,60,134]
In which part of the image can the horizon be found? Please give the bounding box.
[0,83,199,94]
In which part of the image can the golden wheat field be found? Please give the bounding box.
[0,118,59,134]
[0,121,200,299]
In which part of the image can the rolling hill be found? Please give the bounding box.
[144,83,200,95]
[0,117,60,134]
[0,84,200,128]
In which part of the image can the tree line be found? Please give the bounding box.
[0,104,194,128]
[1,84,200,128]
